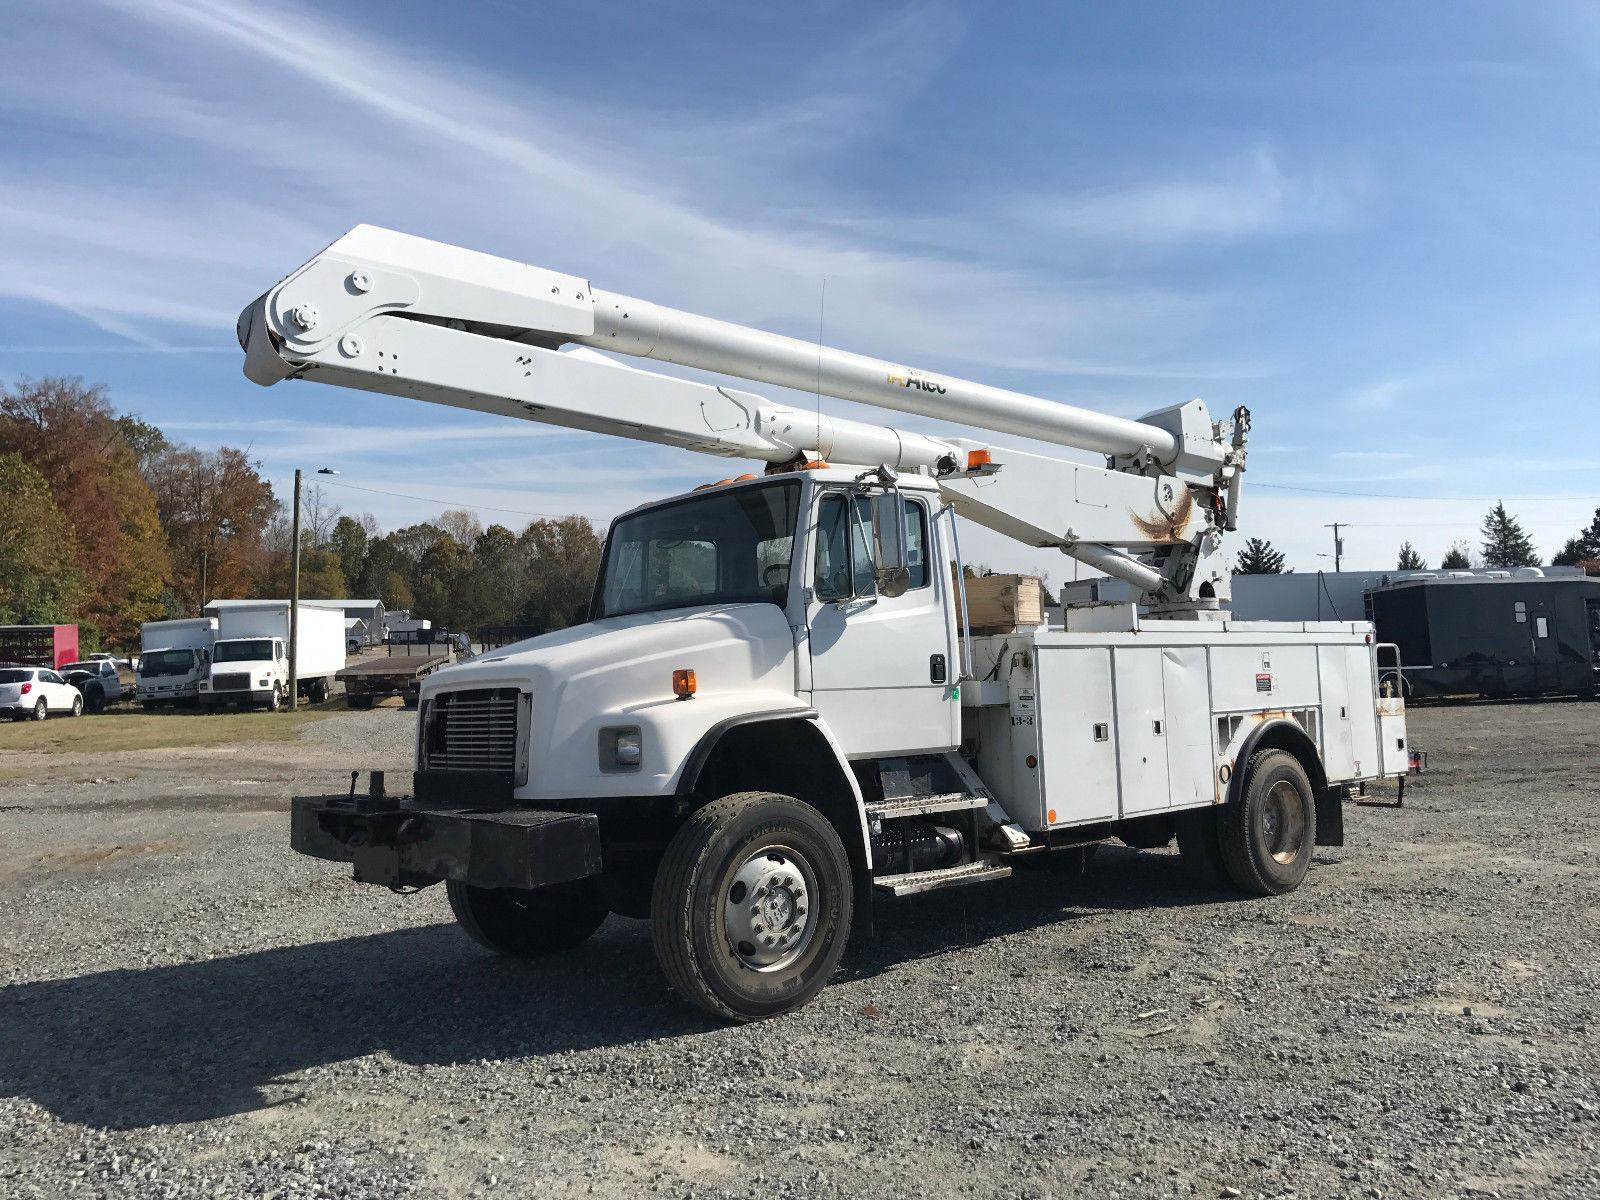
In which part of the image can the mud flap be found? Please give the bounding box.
[1315,785,1346,847]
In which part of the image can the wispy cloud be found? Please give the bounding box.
[1013,147,1370,245]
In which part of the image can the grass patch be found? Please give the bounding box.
[0,700,352,755]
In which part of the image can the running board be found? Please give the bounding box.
[873,860,1012,897]
[866,792,988,821]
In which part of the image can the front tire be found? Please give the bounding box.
[651,792,853,1023]
[265,684,283,712]
[69,694,83,717]
[31,698,47,721]
[1218,750,1316,896]
[447,878,608,956]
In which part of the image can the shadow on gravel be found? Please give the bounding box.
[0,845,1239,1130]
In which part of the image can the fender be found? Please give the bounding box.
[1228,717,1342,847]
[676,708,873,869]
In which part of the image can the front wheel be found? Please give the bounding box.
[651,792,853,1023]
[31,698,47,721]
[69,694,83,717]
[265,684,283,712]
[1218,750,1316,896]
[447,878,608,956]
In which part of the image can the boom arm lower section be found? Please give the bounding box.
[238,225,1248,609]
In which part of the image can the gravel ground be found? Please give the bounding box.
[1,699,1596,1199]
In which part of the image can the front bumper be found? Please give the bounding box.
[291,779,603,891]
[200,688,274,704]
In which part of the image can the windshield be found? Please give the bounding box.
[0,669,32,684]
[213,639,274,663]
[597,481,799,619]
[141,649,198,676]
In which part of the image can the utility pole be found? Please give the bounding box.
[1324,522,1345,573]
[289,468,301,712]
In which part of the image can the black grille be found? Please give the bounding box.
[214,673,251,691]
[423,688,521,774]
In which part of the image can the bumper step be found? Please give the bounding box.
[873,860,1012,897]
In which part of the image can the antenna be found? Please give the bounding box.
[814,278,827,449]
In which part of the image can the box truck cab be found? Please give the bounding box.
[199,603,345,710]
[138,617,217,707]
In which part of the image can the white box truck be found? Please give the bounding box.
[199,603,345,710]
[137,617,217,707]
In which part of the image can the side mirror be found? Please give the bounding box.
[870,491,911,599]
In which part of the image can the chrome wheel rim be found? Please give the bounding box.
[723,844,818,972]
[1262,780,1307,865]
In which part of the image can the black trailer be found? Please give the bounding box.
[1369,575,1600,700]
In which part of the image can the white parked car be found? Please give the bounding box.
[0,666,84,720]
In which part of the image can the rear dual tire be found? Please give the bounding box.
[1177,749,1316,897]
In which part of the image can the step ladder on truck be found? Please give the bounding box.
[241,226,1412,1021]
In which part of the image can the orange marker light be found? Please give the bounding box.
[966,449,992,470]
[672,669,697,699]
[1047,808,1057,823]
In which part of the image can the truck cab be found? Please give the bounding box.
[200,636,289,710]
[137,645,212,707]
[416,468,958,804]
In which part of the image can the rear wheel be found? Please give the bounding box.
[307,678,329,704]
[347,694,374,709]
[447,878,608,956]
[1218,750,1316,896]
[651,792,853,1023]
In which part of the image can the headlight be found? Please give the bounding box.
[600,726,643,770]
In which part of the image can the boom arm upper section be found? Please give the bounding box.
[238,226,1249,610]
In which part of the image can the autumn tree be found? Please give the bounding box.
[146,444,277,610]
[1234,537,1286,575]
[329,516,371,591]
[518,516,602,629]
[0,454,83,623]
[0,377,170,644]
[1480,502,1539,569]
[1396,542,1426,570]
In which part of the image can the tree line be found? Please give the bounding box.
[0,377,601,648]
[1236,501,1600,575]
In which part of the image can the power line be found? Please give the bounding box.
[314,477,607,525]
[1252,481,1595,502]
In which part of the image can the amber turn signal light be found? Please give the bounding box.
[672,669,697,699]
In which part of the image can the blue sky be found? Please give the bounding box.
[2,0,1596,577]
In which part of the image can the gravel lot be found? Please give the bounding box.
[1,699,1596,1199]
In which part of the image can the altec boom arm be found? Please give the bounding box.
[239,226,1249,608]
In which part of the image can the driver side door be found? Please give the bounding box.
[805,490,957,758]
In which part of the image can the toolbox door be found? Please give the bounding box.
[1317,646,1355,780]
[1160,648,1211,810]
[1114,647,1169,817]
[1036,647,1117,826]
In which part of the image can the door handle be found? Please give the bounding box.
[929,654,947,684]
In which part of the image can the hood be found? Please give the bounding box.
[421,603,799,799]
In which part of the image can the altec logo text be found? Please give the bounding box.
[887,371,948,395]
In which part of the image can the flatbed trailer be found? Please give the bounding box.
[337,653,450,708]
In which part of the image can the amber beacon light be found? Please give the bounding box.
[672,669,697,699]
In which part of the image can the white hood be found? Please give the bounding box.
[422,604,800,799]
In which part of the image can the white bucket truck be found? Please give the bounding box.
[137,617,217,707]
[200,602,345,710]
[242,227,1410,1021]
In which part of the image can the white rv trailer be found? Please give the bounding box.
[242,226,1409,1021]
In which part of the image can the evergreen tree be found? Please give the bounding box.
[1396,542,1426,570]
[1550,505,1600,566]
[1480,502,1540,568]
[1234,537,1286,575]
[1440,542,1472,569]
